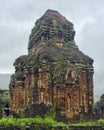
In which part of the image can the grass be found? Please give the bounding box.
[70,121,96,126]
[0,117,54,126]
[0,117,104,127]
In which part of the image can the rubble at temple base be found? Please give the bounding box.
[9,9,94,120]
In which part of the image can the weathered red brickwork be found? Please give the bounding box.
[9,10,94,118]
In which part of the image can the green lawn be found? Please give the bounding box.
[0,117,104,127]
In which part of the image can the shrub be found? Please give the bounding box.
[25,103,55,118]
[98,119,104,125]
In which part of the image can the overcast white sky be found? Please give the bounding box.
[0,0,104,101]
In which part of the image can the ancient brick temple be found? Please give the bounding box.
[9,9,94,118]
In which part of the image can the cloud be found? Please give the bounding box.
[0,0,104,101]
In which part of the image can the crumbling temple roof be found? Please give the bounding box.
[14,9,93,68]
